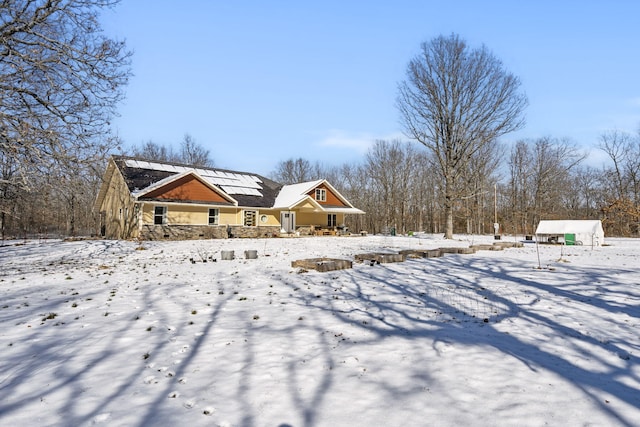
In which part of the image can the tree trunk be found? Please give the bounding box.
[444,190,454,239]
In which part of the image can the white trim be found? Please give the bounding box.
[140,200,235,209]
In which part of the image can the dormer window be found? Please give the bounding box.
[315,188,326,202]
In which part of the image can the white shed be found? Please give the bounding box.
[535,220,604,246]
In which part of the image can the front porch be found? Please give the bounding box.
[292,225,351,236]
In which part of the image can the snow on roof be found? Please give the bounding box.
[273,180,323,208]
[124,159,263,197]
[131,171,187,197]
[535,220,603,235]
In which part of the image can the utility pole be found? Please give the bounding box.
[494,183,497,224]
[494,183,499,238]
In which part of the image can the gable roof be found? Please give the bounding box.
[274,179,364,214]
[111,156,282,208]
[273,180,324,208]
[134,170,237,205]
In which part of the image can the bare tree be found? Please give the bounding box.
[505,137,585,234]
[129,140,178,163]
[0,0,132,190]
[598,130,633,199]
[459,140,504,234]
[625,138,640,205]
[508,140,533,235]
[0,151,20,239]
[180,133,213,167]
[411,152,442,233]
[566,166,601,219]
[355,142,441,235]
[127,134,214,167]
[0,0,131,238]
[533,137,585,220]
[397,33,527,238]
[270,158,321,184]
[323,162,369,233]
[362,140,431,234]
[598,128,640,235]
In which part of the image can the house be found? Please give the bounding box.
[535,220,604,247]
[94,156,364,240]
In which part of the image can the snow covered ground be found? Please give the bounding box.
[1,234,638,427]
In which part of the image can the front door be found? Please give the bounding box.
[280,211,295,233]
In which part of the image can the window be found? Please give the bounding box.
[208,208,219,225]
[315,188,326,202]
[328,214,337,227]
[244,210,257,226]
[154,206,167,225]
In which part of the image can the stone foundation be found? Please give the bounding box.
[140,225,281,240]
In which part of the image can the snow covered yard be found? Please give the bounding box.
[1,235,638,426]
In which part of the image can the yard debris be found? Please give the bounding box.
[438,247,473,254]
[291,258,353,272]
[400,249,442,258]
[354,253,406,264]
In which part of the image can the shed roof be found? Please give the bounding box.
[535,220,604,235]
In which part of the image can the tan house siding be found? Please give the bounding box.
[220,210,240,226]
[297,211,345,227]
[141,203,240,226]
[99,164,139,239]
[138,204,284,239]
[257,210,280,226]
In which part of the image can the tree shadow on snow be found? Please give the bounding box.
[277,253,639,426]
[1,240,638,427]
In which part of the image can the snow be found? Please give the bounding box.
[1,234,639,426]
[273,180,323,209]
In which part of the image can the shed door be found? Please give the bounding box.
[280,211,295,233]
[564,233,575,245]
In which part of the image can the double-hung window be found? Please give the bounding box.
[154,206,167,225]
[208,208,219,225]
[315,188,326,202]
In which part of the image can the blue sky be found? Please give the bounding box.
[102,1,640,175]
